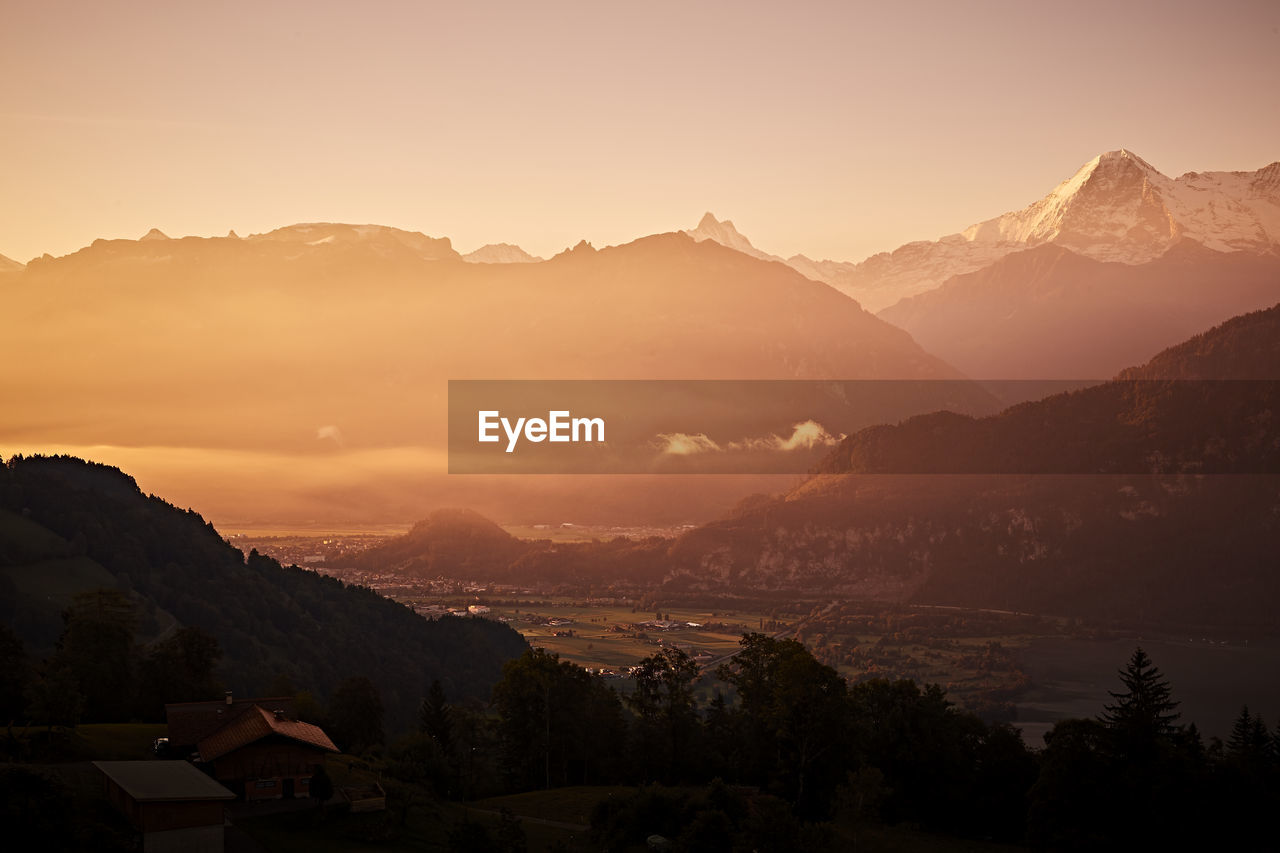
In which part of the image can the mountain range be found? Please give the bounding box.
[684,150,1280,384]
[879,241,1280,380]
[3,147,1277,524]
[664,301,1280,625]
[685,150,1280,313]
[363,301,1280,629]
[0,224,972,526]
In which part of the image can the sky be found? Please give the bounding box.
[2,0,1278,265]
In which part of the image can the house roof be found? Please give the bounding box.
[165,696,295,747]
[197,705,339,762]
[94,760,235,802]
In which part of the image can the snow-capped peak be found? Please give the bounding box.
[959,150,1280,262]
[683,212,773,262]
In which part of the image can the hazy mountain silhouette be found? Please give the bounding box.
[0,225,970,526]
[350,508,530,576]
[813,303,1280,475]
[654,302,1280,625]
[878,241,1280,380]
[462,243,543,263]
[441,303,1280,628]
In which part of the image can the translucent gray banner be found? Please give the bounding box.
[447,379,1280,475]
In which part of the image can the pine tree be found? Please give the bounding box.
[1228,705,1255,757]
[1100,647,1180,757]
[419,678,454,758]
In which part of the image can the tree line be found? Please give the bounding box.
[382,639,1277,851]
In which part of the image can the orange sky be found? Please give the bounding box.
[2,0,1278,265]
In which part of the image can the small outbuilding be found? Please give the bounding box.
[94,760,235,853]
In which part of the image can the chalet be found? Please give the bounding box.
[196,705,339,801]
[165,692,294,754]
[94,760,234,853]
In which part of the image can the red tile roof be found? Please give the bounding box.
[197,705,339,762]
[166,696,295,748]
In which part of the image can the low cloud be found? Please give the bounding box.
[653,432,723,455]
[655,420,843,456]
[729,419,844,452]
[316,425,345,446]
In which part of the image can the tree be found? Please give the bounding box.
[1027,718,1117,848]
[387,731,451,797]
[420,678,454,758]
[24,659,83,731]
[491,648,624,789]
[137,626,222,718]
[627,647,700,783]
[716,634,850,815]
[1100,646,1180,759]
[1227,705,1272,776]
[0,624,29,723]
[56,589,137,721]
[309,764,333,808]
[848,677,987,830]
[329,676,385,755]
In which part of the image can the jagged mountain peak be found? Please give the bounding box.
[139,227,170,241]
[552,239,596,259]
[684,212,774,263]
[696,211,735,231]
[958,150,1279,263]
[1091,148,1162,173]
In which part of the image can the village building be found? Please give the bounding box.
[94,760,234,853]
[196,705,339,800]
[165,692,338,800]
[165,692,294,753]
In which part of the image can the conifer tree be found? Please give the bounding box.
[419,678,454,758]
[1228,705,1255,758]
[1100,647,1180,757]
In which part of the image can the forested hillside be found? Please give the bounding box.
[0,455,527,729]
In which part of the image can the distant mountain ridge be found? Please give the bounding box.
[1,224,966,526]
[813,301,1280,476]
[247,222,460,260]
[350,508,530,576]
[462,243,543,263]
[370,301,1280,629]
[878,240,1280,380]
[653,300,1280,626]
[684,150,1280,311]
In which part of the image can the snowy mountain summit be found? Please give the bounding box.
[685,150,1280,311]
[683,212,776,263]
[961,149,1280,263]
